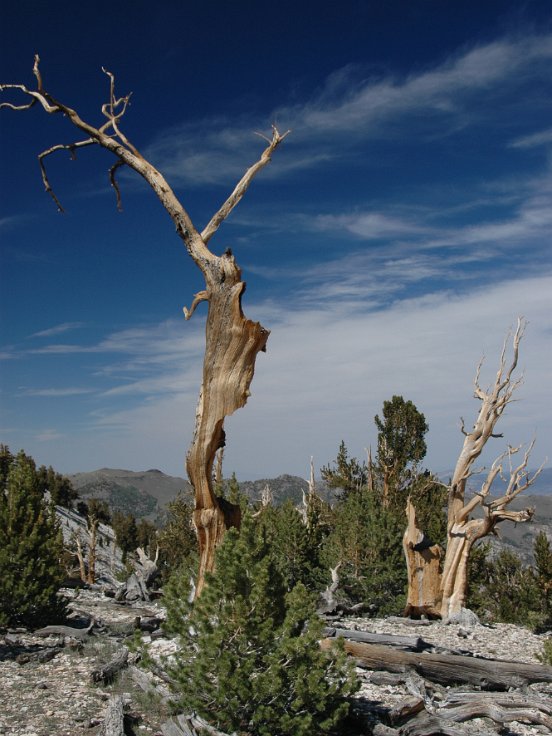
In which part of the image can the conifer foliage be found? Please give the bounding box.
[0,447,65,627]
[165,516,358,735]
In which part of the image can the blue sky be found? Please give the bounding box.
[1,0,551,481]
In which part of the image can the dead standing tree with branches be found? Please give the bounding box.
[403,318,544,619]
[1,56,289,595]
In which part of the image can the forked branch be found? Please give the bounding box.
[201,125,290,243]
[448,318,527,526]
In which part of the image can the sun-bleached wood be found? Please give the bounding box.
[1,58,288,595]
[403,318,543,619]
[403,498,442,617]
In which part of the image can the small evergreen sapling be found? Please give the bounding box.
[164,517,358,735]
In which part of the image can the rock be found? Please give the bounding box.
[444,607,480,628]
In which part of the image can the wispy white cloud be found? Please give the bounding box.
[9,270,549,479]
[314,212,431,240]
[61,272,550,479]
[0,215,26,232]
[25,320,204,362]
[29,344,99,355]
[144,32,552,186]
[35,428,64,442]
[30,322,85,339]
[19,387,94,397]
[510,127,552,149]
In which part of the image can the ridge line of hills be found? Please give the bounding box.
[69,466,551,565]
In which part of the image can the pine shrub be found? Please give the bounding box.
[0,450,66,627]
[164,516,358,735]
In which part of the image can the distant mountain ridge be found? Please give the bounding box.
[69,466,551,563]
[69,467,192,522]
[69,468,322,522]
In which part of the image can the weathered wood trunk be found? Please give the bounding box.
[320,638,552,689]
[402,321,540,620]
[0,60,287,598]
[75,535,87,583]
[325,627,426,650]
[87,518,98,585]
[402,499,442,617]
[91,647,129,685]
[186,257,269,594]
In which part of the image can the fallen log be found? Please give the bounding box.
[440,691,552,730]
[91,647,129,685]
[15,646,62,664]
[128,664,171,702]
[33,621,94,641]
[387,696,425,725]
[320,638,552,689]
[325,627,427,651]
[386,617,433,627]
[99,695,125,736]
[161,713,230,736]
[399,711,475,736]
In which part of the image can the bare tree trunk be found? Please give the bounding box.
[74,535,87,583]
[439,319,540,618]
[403,499,441,617]
[87,518,98,585]
[402,319,541,619]
[186,261,270,592]
[0,59,288,596]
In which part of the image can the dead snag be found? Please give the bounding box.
[403,319,543,619]
[0,58,288,595]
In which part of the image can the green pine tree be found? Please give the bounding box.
[112,511,139,563]
[531,532,552,631]
[0,450,66,627]
[468,547,539,626]
[36,464,79,508]
[254,499,329,594]
[164,517,358,735]
[374,395,428,510]
[157,493,198,582]
[321,440,368,498]
[322,487,406,613]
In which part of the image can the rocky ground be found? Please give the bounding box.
[0,588,550,736]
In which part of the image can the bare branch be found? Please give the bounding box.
[33,54,43,90]
[100,67,141,158]
[183,290,210,320]
[38,139,97,211]
[491,441,545,508]
[0,86,37,111]
[201,125,290,243]
[109,160,126,212]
